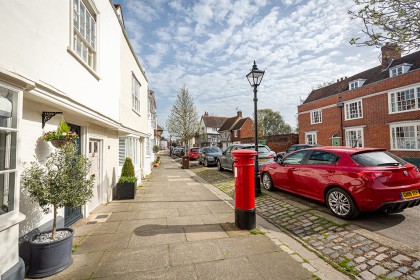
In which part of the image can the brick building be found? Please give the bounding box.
[298,44,420,164]
[218,111,255,150]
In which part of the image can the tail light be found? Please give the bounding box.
[267,154,274,159]
[358,171,392,181]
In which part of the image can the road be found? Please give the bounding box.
[191,161,420,255]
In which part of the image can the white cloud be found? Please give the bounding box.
[117,0,382,131]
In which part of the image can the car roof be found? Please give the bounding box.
[303,146,386,155]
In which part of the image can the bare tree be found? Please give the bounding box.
[349,0,420,53]
[166,86,199,154]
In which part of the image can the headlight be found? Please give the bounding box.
[207,156,214,160]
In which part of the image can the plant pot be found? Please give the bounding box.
[49,139,71,148]
[116,182,136,199]
[27,228,74,278]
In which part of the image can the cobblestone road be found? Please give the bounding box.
[187,162,420,280]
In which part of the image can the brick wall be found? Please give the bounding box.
[298,70,420,159]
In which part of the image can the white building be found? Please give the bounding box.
[0,1,152,278]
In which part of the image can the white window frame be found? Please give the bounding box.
[348,79,366,90]
[71,0,97,71]
[389,63,412,77]
[305,131,317,145]
[0,85,21,218]
[119,137,139,166]
[389,87,420,114]
[345,127,364,148]
[146,137,151,156]
[132,75,141,114]
[234,130,238,137]
[310,109,322,124]
[390,121,420,151]
[344,99,363,120]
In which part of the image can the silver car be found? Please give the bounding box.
[217,144,274,171]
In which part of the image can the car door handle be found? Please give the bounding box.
[290,168,298,171]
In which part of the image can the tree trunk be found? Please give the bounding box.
[52,205,57,240]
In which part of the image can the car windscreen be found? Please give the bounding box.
[206,147,221,153]
[351,151,407,167]
[191,148,200,152]
[242,146,270,153]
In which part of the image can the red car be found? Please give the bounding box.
[188,147,200,160]
[260,146,420,219]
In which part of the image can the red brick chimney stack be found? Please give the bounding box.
[381,43,401,68]
[204,111,209,116]
[237,111,242,118]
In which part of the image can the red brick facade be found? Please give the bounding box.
[298,60,420,159]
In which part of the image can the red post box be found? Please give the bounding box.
[232,149,257,230]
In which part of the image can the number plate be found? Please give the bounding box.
[401,189,420,200]
[258,158,266,162]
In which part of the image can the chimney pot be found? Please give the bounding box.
[337,79,339,82]
[237,111,242,118]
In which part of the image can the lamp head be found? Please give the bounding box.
[246,60,265,87]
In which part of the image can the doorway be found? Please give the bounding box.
[88,139,101,211]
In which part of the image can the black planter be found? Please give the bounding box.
[116,182,136,199]
[28,228,74,278]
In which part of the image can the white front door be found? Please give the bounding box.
[88,139,101,212]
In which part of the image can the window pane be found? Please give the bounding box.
[0,172,16,214]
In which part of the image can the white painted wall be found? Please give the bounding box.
[0,0,121,121]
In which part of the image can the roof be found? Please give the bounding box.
[231,118,252,130]
[156,125,163,131]
[218,116,241,132]
[202,116,229,128]
[303,50,420,104]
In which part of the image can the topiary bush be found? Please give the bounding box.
[118,157,136,184]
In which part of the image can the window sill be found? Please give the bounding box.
[67,47,101,81]
[132,109,141,117]
[0,211,26,232]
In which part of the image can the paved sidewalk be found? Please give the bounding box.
[40,154,349,280]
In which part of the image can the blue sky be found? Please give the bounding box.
[114,0,381,135]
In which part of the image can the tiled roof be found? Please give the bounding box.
[156,125,163,131]
[202,116,229,128]
[303,50,420,104]
[231,118,251,130]
[218,116,241,131]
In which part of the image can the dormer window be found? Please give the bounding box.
[349,79,366,90]
[389,63,412,77]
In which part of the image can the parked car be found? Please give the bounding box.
[260,146,420,219]
[188,147,200,160]
[199,146,222,167]
[265,145,276,157]
[217,144,274,171]
[275,144,315,160]
[175,147,185,157]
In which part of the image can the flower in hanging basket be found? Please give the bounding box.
[41,119,78,147]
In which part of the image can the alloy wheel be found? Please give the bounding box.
[262,173,273,191]
[328,191,350,216]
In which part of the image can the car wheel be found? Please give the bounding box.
[262,173,274,191]
[204,159,208,167]
[217,160,224,171]
[326,188,359,220]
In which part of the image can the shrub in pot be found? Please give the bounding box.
[115,157,137,199]
[20,142,94,278]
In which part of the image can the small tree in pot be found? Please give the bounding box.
[20,142,94,278]
[115,157,137,199]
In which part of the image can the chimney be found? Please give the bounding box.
[237,111,242,118]
[204,111,209,116]
[381,43,401,68]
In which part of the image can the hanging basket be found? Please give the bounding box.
[50,139,72,148]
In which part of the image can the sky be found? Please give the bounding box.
[113,0,381,136]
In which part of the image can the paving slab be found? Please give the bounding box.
[195,257,262,280]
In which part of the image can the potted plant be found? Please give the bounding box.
[20,142,94,278]
[41,119,78,148]
[115,157,137,199]
[153,156,161,167]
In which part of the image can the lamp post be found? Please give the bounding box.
[246,61,265,197]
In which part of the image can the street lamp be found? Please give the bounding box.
[246,60,265,197]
